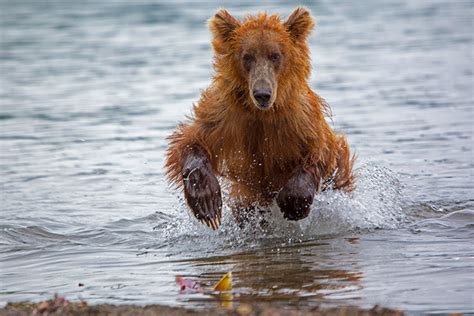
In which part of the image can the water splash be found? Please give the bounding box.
[155,162,407,252]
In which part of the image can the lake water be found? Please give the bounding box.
[0,0,473,314]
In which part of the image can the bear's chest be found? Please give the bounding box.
[217,122,305,188]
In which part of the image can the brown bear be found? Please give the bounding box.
[165,7,355,230]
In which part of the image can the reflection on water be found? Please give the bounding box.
[0,0,473,313]
[177,241,364,308]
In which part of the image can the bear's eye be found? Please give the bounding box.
[242,53,255,71]
[269,53,281,63]
[243,53,254,62]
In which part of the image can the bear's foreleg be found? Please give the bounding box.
[166,125,222,229]
[276,166,320,221]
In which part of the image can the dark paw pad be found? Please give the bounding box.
[182,150,222,230]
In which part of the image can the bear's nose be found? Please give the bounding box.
[253,89,271,106]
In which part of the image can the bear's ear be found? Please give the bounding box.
[209,9,241,43]
[284,7,314,41]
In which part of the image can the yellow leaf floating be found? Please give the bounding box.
[213,272,232,291]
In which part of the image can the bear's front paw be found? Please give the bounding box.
[183,164,222,230]
[276,170,317,221]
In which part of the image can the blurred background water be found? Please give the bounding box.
[0,0,473,313]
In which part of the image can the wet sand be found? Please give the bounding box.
[2,299,404,316]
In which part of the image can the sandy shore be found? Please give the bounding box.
[1,296,404,316]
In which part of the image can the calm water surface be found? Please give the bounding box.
[1,0,473,314]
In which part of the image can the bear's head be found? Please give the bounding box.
[209,7,314,111]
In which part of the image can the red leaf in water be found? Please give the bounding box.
[175,276,202,292]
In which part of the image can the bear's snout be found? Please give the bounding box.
[253,88,272,108]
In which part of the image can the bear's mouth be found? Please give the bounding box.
[255,100,271,109]
[252,99,273,110]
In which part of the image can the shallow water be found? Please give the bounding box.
[0,0,473,314]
